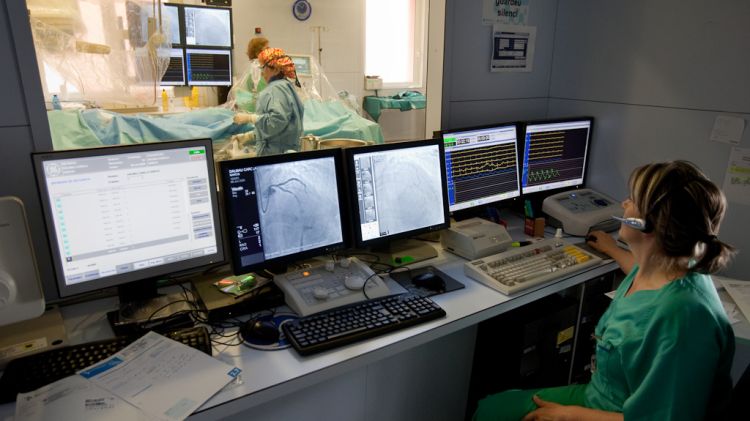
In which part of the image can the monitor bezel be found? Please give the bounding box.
[32,139,226,298]
[344,139,451,249]
[185,48,233,87]
[219,149,351,275]
[440,121,522,212]
[519,116,594,197]
[180,3,233,49]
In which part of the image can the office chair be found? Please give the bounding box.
[721,362,750,420]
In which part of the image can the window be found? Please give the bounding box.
[365,0,427,88]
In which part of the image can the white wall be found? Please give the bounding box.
[548,0,750,278]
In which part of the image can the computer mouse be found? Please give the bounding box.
[412,272,445,292]
[240,320,280,344]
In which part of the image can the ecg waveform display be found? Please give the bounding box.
[522,127,588,189]
[446,142,519,208]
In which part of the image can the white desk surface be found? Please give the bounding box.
[0,236,619,420]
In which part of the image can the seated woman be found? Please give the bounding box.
[233,47,304,156]
[474,161,736,421]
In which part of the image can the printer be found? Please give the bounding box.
[441,217,512,260]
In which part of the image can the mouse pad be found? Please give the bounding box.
[241,312,298,351]
[390,266,464,298]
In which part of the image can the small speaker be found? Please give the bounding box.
[205,0,231,6]
[0,197,44,326]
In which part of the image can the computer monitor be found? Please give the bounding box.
[186,49,232,86]
[441,123,521,212]
[33,139,224,300]
[288,54,313,77]
[164,4,181,46]
[344,139,450,262]
[520,117,593,195]
[161,48,186,86]
[219,149,349,275]
[183,5,232,48]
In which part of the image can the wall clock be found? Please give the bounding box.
[293,0,312,21]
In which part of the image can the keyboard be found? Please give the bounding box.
[273,256,391,317]
[282,293,446,355]
[464,238,602,295]
[0,326,211,403]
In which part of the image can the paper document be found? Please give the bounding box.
[79,331,240,421]
[15,375,149,421]
[718,277,750,322]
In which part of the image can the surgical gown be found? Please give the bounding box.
[253,78,304,156]
[474,266,735,421]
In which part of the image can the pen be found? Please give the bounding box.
[511,241,533,247]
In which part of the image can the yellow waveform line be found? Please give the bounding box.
[452,151,517,166]
[451,159,517,177]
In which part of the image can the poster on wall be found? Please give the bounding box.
[483,0,529,25]
[490,25,536,72]
[722,147,750,206]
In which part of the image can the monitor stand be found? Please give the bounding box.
[107,278,195,336]
[369,238,438,267]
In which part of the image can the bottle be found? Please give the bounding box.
[51,94,62,110]
[161,89,169,112]
[191,86,199,108]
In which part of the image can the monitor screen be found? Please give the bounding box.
[164,4,181,45]
[289,54,312,77]
[186,49,232,86]
[161,48,185,85]
[219,150,349,274]
[521,118,593,194]
[33,139,224,297]
[442,123,521,212]
[183,6,232,48]
[346,139,450,247]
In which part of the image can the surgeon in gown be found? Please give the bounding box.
[233,47,304,156]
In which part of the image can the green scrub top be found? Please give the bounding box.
[254,78,304,156]
[585,266,735,420]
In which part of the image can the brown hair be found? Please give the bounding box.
[628,160,735,274]
[247,37,269,60]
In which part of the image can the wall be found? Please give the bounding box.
[547,0,750,279]
[0,0,57,301]
[441,0,559,129]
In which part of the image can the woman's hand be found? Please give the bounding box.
[233,112,258,125]
[586,230,619,256]
[522,396,577,421]
[523,395,624,421]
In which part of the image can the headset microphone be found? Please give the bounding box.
[612,215,648,231]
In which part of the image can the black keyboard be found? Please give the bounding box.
[0,326,211,403]
[282,293,446,356]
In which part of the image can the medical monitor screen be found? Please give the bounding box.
[442,123,521,212]
[521,118,592,194]
[164,5,181,45]
[33,139,224,297]
[220,150,348,274]
[183,6,232,48]
[289,54,312,77]
[161,48,186,85]
[186,49,232,86]
[346,139,450,247]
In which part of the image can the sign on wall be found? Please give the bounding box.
[483,0,529,25]
[490,25,536,72]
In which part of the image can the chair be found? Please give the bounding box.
[722,362,750,419]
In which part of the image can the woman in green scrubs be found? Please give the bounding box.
[474,161,736,421]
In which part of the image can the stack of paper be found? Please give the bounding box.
[16,331,240,421]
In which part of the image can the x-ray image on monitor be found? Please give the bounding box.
[184,6,232,48]
[254,160,342,260]
[352,143,446,242]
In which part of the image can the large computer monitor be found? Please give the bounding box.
[520,117,593,195]
[186,49,232,86]
[33,139,225,300]
[441,123,521,212]
[161,48,186,86]
[219,149,349,275]
[183,5,232,48]
[344,139,450,263]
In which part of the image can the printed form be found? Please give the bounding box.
[79,331,240,421]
